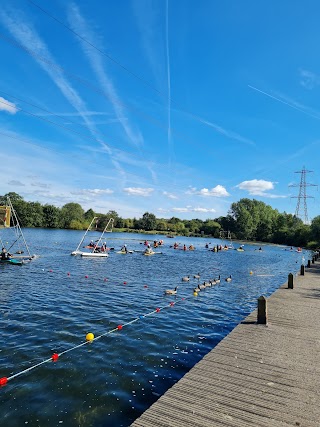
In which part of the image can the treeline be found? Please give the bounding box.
[2,192,320,248]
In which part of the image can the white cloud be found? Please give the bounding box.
[236,179,287,198]
[187,185,230,197]
[71,188,114,196]
[236,179,274,195]
[172,206,215,213]
[163,191,177,199]
[0,97,18,114]
[124,187,154,197]
[193,207,216,213]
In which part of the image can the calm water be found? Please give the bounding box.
[0,229,307,426]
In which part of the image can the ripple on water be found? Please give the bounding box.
[0,230,308,426]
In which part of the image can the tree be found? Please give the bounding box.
[60,203,84,229]
[43,205,61,228]
[84,209,95,221]
[311,215,320,242]
[140,212,157,231]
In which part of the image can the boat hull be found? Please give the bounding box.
[81,252,109,258]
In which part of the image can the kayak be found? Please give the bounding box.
[144,251,155,256]
[117,250,133,254]
[0,258,23,265]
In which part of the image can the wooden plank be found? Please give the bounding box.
[131,258,320,427]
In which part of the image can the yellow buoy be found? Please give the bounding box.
[193,292,198,297]
[86,332,94,341]
[250,271,253,275]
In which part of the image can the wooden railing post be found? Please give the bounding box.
[288,273,294,289]
[300,264,305,275]
[257,296,267,324]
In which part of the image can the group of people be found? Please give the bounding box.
[88,240,109,252]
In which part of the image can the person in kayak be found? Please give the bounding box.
[1,247,11,260]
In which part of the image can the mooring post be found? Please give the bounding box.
[300,264,305,275]
[257,296,267,324]
[312,257,315,264]
[288,273,294,289]
[307,259,311,268]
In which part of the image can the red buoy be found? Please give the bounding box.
[51,353,59,362]
[0,377,8,386]
[117,325,123,330]
[49,269,53,273]
[123,281,127,285]
[67,272,70,276]
[156,308,160,312]
[170,302,175,306]
[85,275,88,279]
[144,285,148,288]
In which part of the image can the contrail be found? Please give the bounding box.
[248,84,320,121]
[166,0,172,169]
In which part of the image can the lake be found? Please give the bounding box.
[0,228,307,426]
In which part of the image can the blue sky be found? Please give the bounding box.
[0,0,319,221]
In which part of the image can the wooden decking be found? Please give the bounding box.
[132,260,320,427]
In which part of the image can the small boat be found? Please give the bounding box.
[71,217,114,257]
[0,258,23,265]
[117,250,133,254]
[0,196,34,262]
[144,251,155,256]
[81,252,109,258]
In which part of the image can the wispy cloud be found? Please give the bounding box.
[171,206,216,213]
[236,179,286,198]
[299,69,320,90]
[198,118,255,146]
[163,191,177,199]
[0,96,18,114]
[8,179,25,186]
[187,185,230,197]
[31,182,50,188]
[71,188,114,196]
[248,85,320,121]
[67,3,144,149]
[124,187,154,197]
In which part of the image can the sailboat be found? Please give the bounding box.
[0,196,34,265]
[71,217,114,257]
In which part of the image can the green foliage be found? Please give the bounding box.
[43,205,61,228]
[5,193,320,248]
[60,203,84,229]
[140,212,157,231]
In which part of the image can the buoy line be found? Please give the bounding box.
[0,298,186,387]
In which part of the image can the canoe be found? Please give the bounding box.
[0,258,23,265]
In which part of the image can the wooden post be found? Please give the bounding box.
[288,273,294,289]
[307,259,311,268]
[300,264,305,275]
[257,296,267,324]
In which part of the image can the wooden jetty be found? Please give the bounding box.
[132,258,320,427]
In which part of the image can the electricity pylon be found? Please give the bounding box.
[289,166,317,224]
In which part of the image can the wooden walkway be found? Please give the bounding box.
[132,260,320,427]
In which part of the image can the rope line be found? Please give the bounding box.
[1,297,187,386]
